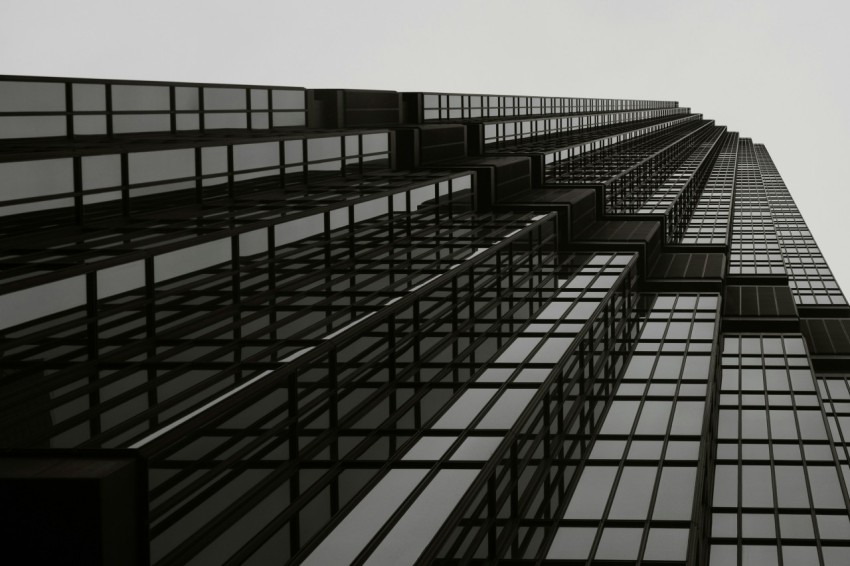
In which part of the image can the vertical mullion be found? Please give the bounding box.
[85,271,101,439]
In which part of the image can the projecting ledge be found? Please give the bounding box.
[801,318,850,373]
[569,219,661,277]
[0,450,147,565]
[721,317,801,334]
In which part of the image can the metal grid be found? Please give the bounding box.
[0,171,477,449]
[710,334,850,566]
[0,76,306,139]
[728,139,787,276]
[678,132,738,245]
[417,253,640,563]
[545,293,720,564]
[480,107,690,148]
[4,76,850,566]
[754,145,847,306]
[0,130,391,229]
[542,117,716,215]
[142,214,564,564]
[418,92,678,121]
[636,126,725,242]
[489,113,698,167]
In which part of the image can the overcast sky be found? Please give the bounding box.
[3,0,849,292]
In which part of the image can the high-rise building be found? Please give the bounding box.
[1,75,850,566]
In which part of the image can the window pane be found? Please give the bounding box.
[563,467,617,519]
[608,467,656,519]
[742,466,774,508]
[653,467,696,520]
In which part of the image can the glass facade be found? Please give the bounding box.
[1,76,849,565]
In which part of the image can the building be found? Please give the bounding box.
[1,75,850,565]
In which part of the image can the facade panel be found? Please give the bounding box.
[1,76,849,565]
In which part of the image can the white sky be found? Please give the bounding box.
[3,0,850,293]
